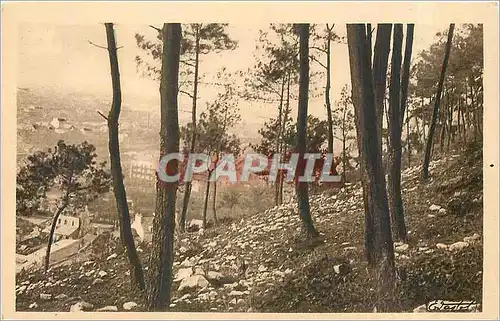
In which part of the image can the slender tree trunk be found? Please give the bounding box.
[422,24,455,180]
[279,73,291,204]
[104,22,145,290]
[400,24,414,170]
[296,24,319,237]
[44,200,68,272]
[146,23,181,311]
[470,80,479,141]
[387,24,407,243]
[373,24,392,145]
[457,89,463,143]
[202,173,211,229]
[400,24,414,125]
[325,24,334,154]
[180,27,201,232]
[274,77,286,206]
[446,91,453,149]
[347,24,396,309]
[406,107,411,167]
[212,181,218,225]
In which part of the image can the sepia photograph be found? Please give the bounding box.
[1,1,499,319]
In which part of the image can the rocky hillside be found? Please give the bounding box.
[16,142,483,313]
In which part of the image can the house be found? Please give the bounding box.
[44,215,80,242]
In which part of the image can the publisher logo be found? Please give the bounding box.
[427,300,479,312]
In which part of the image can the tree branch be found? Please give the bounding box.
[96,110,108,121]
[88,40,108,50]
[310,46,328,54]
[309,55,327,70]
[149,25,162,33]
[179,90,195,99]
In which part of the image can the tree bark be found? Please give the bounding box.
[325,24,334,154]
[296,24,319,237]
[274,76,286,206]
[372,24,392,145]
[180,26,201,232]
[202,172,211,229]
[104,22,145,290]
[146,23,181,311]
[212,180,218,225]
[387,24,407,243]
[422,24,455,179]
[347,24,396,307]
[44,199,68,272]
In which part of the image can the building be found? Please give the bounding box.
[44,215,80,242]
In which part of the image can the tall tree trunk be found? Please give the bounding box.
[325,24,334,154]
[202,174,211,229]
[347,24,396,308]
[146,23,181,311]
[279,73,292,204]
[399,24,414,125]
[400,24,415,167]
[104,22,145,290]
[373,24,392,145]
[274,77,286,206]
[44,199,68,272]
[406,107,411,167]
[387,24,407,243]
[179,26,201,232]
[212,181,218,225]
[470,79,479,141]
[457,89,463,143]
[422,24,455,179]
[296,24,319,237]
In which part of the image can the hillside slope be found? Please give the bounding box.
[16,142,483,313]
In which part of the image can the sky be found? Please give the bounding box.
[18,23,451,134]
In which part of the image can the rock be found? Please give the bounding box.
[194,267,205,276]
[98,270,108,277]
[55,294,68,300]
[413,304,427,313]
[17,285,27,293]
[97,306,118,312]
[180,257,196,267]
[436,243,448,249]
[169,303,176,308]
[174,267,193,281]
[178,275,209,292]
[438,208,447,215]
[206,271,223,281]
[464,233,481,243]
[188,219,204,231]
[229,290,244,296]
[123,301,138,310]
[106,253,118,260]
[429,204,441,211]
[395,243,409,253]
[29,302,38,309]
[39,293,52,300]
[449,241,469,251]
[70,301,94,312]
[427,214,436,218]
[92,278,103,285]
